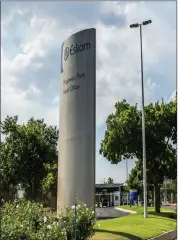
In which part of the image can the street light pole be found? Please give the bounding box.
[130,19,152,219]
[140,23,147,219]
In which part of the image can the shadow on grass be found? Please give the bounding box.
[95,229,142,240]
[148,211,177,220]
[97,217,121,220]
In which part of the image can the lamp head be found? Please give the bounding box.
[130,23,139,28]
[142,20,152,25]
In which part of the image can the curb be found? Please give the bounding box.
[148,229,177,240]
[115,207,136,214]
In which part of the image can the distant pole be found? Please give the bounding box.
[126,159,129,205]
[130,19,152,218]
[165,185,168,204]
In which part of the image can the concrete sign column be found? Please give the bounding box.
[57,28,96,213]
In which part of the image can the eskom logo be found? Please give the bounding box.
[64,42,91,60]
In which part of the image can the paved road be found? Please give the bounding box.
[95,207,130,220]
[162,205,177,212]
[94,205,177,221]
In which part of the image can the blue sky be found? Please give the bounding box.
[1,1,176,183]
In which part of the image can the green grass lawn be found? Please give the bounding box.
[92,206,177,240]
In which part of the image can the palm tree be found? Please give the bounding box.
[107,177,114,184]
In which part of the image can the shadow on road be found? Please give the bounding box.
[95,229,142,240]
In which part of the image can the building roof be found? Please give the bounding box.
[95,183,124,188]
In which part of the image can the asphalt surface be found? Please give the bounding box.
[95,205,177,221]
[95,207,130,220]
[162,205,177,212]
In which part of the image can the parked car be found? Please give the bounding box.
[102,199,108,207]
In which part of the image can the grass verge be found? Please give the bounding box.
[92,206,177,240]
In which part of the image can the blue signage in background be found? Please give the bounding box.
[130,189,138,201]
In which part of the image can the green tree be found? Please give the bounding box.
[100,99,177,213]
[107,177,114,184]
[125,160,143,195]
[125,159,160,205]
[0,116,59,201]
[0,141,20,200]
[42,162,58,197]
[42,158,58,208]
[162,179,177,194]
[172,180,177,194]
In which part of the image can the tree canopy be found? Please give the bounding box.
[124,160,143,194]
[100,99,177,212]
[42,161,58,198]
[0,116,59,201]
[107,177,114,184]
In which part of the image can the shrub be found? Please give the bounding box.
[1,198,96,240]
[0,198,66,240]
[58,200,96,240]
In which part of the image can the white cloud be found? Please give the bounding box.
[168,89,177,102]
[1,7,28,28]
[53,96,59,105]
[1,1,176,182]
[29,85,41,96]
[2,1,175,125]
[30,15,49,28]
[95,1,175,125]
[1,44,57,127]
[101,1,124,15]
[11,18,58,73]
[147,78,160,90]
[2,82,57,129]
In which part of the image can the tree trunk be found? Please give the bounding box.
[154,182,160,213]
[28,182,33,201]
[152,188,154,204]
